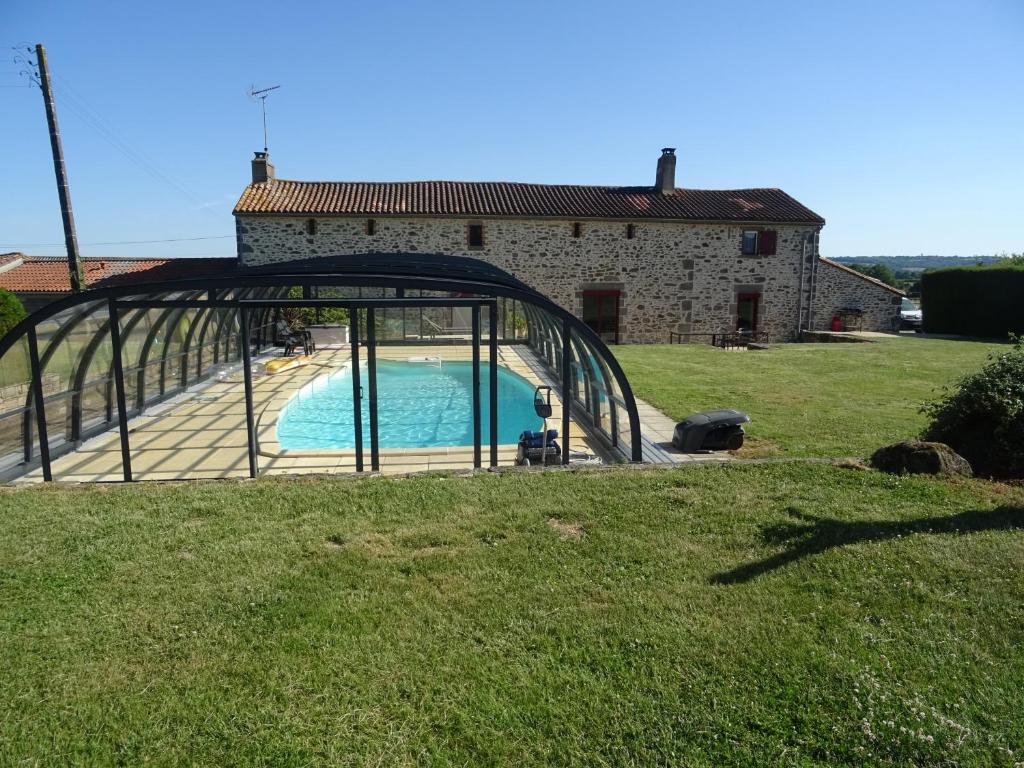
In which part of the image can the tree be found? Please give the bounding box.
[0,288,26,338]
[849,263,898,287]
[282,285,348,328]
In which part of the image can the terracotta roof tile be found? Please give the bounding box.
[0,256,235,294]
[234,180,825,224]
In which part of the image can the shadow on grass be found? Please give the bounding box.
[711,505,1024,585]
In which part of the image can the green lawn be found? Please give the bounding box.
[614,336,1006,458]
[2,465,1022,765]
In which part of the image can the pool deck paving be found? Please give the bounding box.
[19,344,721,483]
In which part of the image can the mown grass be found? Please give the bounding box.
[2,464,1023,766]
[614,336,1006,458]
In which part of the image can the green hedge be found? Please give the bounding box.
[921,263,1024,337]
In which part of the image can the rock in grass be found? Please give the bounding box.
[870,441,973,477]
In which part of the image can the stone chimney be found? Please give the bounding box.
[655,147,676,194]
[251,151,275,183]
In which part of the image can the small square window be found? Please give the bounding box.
[366,219,376,236]
[305,219,317,236]
[467,223,484,249]
[741,230,758,255]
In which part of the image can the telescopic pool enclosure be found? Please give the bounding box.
[0,254,643,482]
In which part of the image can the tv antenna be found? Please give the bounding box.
[248,84,280,153]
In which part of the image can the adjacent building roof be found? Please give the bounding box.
[819,257,905,296]
[234,180,825,224]
[0,254,235,294]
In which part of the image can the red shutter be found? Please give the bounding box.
[758,229,777,255]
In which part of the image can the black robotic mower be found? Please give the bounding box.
[672,409,750,453]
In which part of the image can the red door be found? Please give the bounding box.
[582,290,621,344]
[737,293,760,333]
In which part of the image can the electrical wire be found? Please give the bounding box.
[51,82,218,215]
[7,47,224,219]
[0,235,235,247]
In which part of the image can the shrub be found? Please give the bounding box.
[920,263,1024,337]
[282,286,348,328]
[0,288,26,338]
[922,337,1024,478]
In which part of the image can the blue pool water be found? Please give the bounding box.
[277,359,543,449]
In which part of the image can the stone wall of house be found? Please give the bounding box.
[811,259,902,333]
[235,215,824,343]
[0,374,61,413]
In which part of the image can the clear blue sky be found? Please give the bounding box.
[2,0,1022,259]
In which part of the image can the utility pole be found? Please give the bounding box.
[34,44,85,293]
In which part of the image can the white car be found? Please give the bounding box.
[900,298,923,331]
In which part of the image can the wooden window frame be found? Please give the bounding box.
[741,230,758,255]
[736,291,761,333]
[467,222,485,250]
[741,229,778,256]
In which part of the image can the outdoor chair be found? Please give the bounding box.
[276,327,305,356]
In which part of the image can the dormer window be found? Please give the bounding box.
[467,222,484,249]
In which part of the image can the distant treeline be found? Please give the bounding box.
[830,255,1004,271]
[829,254,1020,297]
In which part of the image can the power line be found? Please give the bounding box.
[9,45,226,222]
[50,80,219,215]
[0,234,235,247]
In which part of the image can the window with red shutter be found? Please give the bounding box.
[758,229,777,255]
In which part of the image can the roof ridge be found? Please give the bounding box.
[235,179,825,223]
[256,178,788,194]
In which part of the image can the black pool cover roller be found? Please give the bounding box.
[672,409,751,453]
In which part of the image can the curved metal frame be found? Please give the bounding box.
[65,299,164,443]
[0,253,645,479]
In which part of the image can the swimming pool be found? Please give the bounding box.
[276,359,543,449]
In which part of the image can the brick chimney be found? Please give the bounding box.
[655,147,676,194]
[251,151,275,183]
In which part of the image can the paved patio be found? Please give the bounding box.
[20,345,600,482]
[17,342,727,483]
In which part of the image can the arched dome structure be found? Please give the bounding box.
[0,254,643,482]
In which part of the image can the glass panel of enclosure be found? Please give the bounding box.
[571,328,618,444]
[0,274,642,480]
[0,337,31,474]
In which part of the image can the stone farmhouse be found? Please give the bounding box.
[0,150,901,343]
[233,148,901,344]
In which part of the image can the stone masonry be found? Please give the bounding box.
[235,215,837,343]
[232,150,901,343]
[813,258,903,332]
